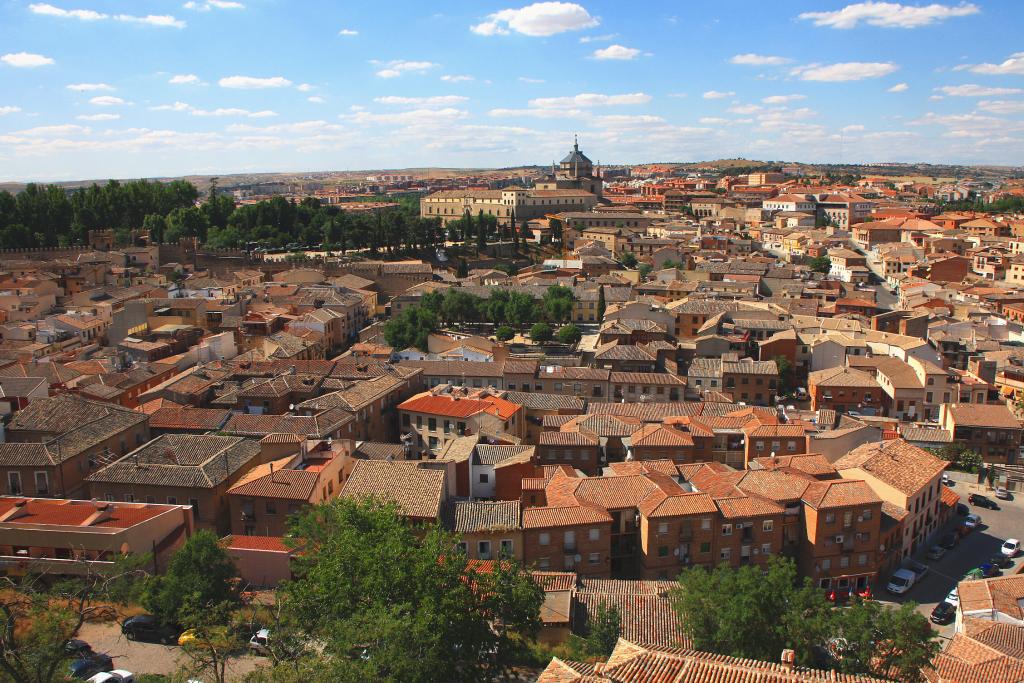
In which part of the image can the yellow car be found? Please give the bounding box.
[177,629,198,646]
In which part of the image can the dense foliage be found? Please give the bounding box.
[383,285,577,350]
[269,497,544,683]
[0,180,449,255]
[671,557,939,683]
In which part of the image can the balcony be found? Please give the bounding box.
[678,529,694,542]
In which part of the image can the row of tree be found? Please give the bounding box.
[383,285,578,351]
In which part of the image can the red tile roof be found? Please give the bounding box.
[398,392,520,420]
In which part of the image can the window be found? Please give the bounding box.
[33,472,48,495]
[564,530,576,550]
[858,554,867,566]
[658,545,669,557]
[761,543,772,554]
[701,517,711,530]
[539,532,550,546]
[821,558,831,570]
[500,539,513,556]
[265,501,277,515]
[167,496,177,505]
[428,418,437,431]
[658,522,669,534]
[589,528,600,542]
[825,512,836,524]
[478,541,492,559]
[720,547,732,560]
[124,494,134,502]
[589,552,600,564]
[840,556,850,569]
[763,520,773,532]
[538,557,550,569]
[479,473,489,484]
[7,472,21,495]
[722,524,732,536]
[189,498,199,515]
[700,542,711,553]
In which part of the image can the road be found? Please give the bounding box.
[76,621,264,681]
[877,471,1024,641]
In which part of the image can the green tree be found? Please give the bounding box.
[930,443,983,473]
[542,285,575,324]
[495,325,514,342]
[142,530,240,628]
[142,213,168,243]
[456,258,469,279]
[441,289,479,326]
[774,356,794,395]
[637,263,652,279]
[596,285,606,320]
[808,255,832,273]
[278,498,543,683]
[529,322,552,342]
[557,324,582,345]
[383,307,438,352]
[671,556,832,666]
[504,292,538,329]
[619,252,637,268]
[829,599,939,683]
[570,602,621,658]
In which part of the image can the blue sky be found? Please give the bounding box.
[1,0,1023,181]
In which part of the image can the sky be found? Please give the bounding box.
[1,0,1024,181]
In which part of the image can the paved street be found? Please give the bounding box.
[76,621,264,681]
[878,472,1024,641]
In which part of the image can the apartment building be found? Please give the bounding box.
[398,386,524,455]
[939,403,1022,464]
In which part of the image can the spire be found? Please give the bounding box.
[573,133,579,151]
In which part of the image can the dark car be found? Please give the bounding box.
[968,494,999,510]
[980,563,1000,578]
[956,503,970,516]
[121,615,178,644]
[65,639,93,657]
[68,652,113,680]
[930,602,956,625]
[991,554,1015,569]
[938,532,959,550]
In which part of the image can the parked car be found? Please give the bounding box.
[968,494,998,510]
[87,671,134,683]
[121,615,178,644]
[991,554,1015,569]
[938,533,959,550]
[946,587,959,606]
[956,503,970,516]
[249,628,270,656]
[964,513,982,530]
[1002,539,1021,557]
[980,563,1000,578]
[886,560,929,595]
[930,601,956,625]
[69,653,113,680]
[995,487,1011,500]
[65,639,93,657]
[927,545,948,561]
[942,473,952,486]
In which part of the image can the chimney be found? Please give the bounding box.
[269,461,276,483]
[0,499,29,523]
[780,649,796,673]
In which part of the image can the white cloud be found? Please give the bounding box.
[762,94,806,104]
[114,14,186,28]
[307,96,325,104]
[28,3,105,20]
[191,108,276,118]
[30,4,186,27]
[89,95,128,106]
[184,1,245,10]
[977,100,1024,115]
[842,124,866,132]
[798,2,979,29]
[218,75,293,89]
[348,108,470,126]
[338,28,358,36]
[702,90,734,99]
[963,52,1024,75]
[728,103,763,114]
[66,82,113,91]
[518,76,545,83]
[1,52,55,68]
[529,92,651,108]
[375,95,469,107]
[169,74,201,85]
[730,53,792,66]
[441,74,474,83]
[471,2,598,37]
[579,33,616,43]
[77,113,119,121]
[699,117,730,124]
[592,44,641,61]
[15,124,91,136]
[0,106,21,116]
[935,84,1022,97]
[373,60,437,78]
[487,107,584,119]
[887,82,909,92]
[151,101,191,111]
[296,83,314,92]
[791,62,898,81]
